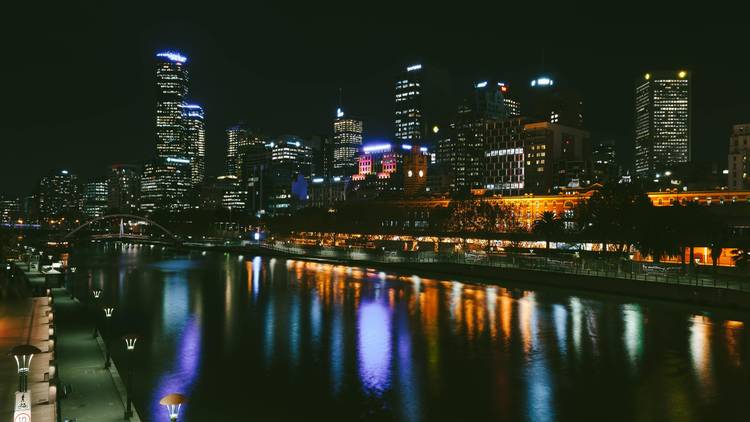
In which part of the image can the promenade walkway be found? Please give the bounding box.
[54,288,141,421]
[0,270,55,421]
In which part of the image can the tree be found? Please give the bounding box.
[532,211,563,250]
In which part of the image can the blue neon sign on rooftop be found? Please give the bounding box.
[156,51,187,63]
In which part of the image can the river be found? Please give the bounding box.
[67,243,750,421]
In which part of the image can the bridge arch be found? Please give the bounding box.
[63,214,178,241]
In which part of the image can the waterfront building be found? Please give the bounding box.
[264,136,314,215]
[107,164,141,214]
[225,123,266,177]
[729,123,750,190]
[37,169,80,222]
[139,157,192,214]
[183,104,206,185]
[82,179,108,219]
[634,70,691,177]
[403,145,430,196]
[333,108,363,177]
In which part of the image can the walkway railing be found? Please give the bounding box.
[260,242,749,292]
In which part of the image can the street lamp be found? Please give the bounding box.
[91,288,102,338]
[122,334,139,419]
[9,344,42,392]
[159,393,187,422]
[102,306,115,369]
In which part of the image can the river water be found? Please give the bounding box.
[67,243,750,421]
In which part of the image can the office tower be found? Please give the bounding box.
[438,81,506,192]
[309,135,334,178]
[634,70,691,177]
[527,76,584,128]
[226,123,250,176]
[266,136,313,214]
[183,104,206,185]
[199,175,248,211]
[82,180,108,219]
[394,63,451,143]
[498,82,521,117]
[592,139,619,183]
[139,157,192,214]
[0,195,20,224]
[484,120,590,195]
[155,51,189,159]
[107,164,141,213]
[729,123,750,190]
[332,108,363,176]
[38,169,80,222]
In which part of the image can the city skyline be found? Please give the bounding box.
[2,5,748,196]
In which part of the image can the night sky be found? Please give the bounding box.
[1,4,747,196]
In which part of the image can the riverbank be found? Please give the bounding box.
[174,241,750,311]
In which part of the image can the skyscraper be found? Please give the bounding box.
[728,123,750,190]
[155,51,189,159]
[395,64,424,141]
[226,123,250,176]
[498,82,521,117]
[332,108,363,176]
[634,70,691,177]
[183,104,206,185]
[527,76,584,128]
[38,169,80,223]
[107,164,140,213]
[139,157,192,214]
[82,180,108,219]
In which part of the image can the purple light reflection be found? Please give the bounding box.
[358,301,392,395]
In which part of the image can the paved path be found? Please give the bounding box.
[55,287,141,422]
[0,277,55,421]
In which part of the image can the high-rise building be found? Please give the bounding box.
[729,123,750,190]
[634,70,691,177]
[332,108,363,176]
[0,195,20,224]
[38,169,80,222]
[107,164,140,214]
[592,139,619,184]
[437,81,506,192]
[484,120,590,195]
[527,76,584,128]
[82,180,108,219]
[199,175,248,211]
[139,157,192,214]
[183,104,206,185]
[155,51,189,159]
[498,82,521,117]
[226,123,250,176]
[266,136,313,214]
[395,64,425,141]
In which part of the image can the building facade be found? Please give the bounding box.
[82,180,108,219]
[155,51,189,159]
[183,104,206,185]
[139,157,192,214]
[729,123,750,190]
[38,169,80,222]
[634,70,691,177]
[107,164,140,214]
[332,109,363,176]
[0,195,20,224]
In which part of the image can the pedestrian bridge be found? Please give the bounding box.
[63,214,180,243]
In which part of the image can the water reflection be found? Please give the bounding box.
[70,247,750,422]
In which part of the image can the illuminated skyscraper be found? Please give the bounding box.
[395,64,424,141]
[155,51,189,159]
[634,70,691,177]
[332,108,363,176]
[38,169,80,222]
[107,164,140,213]
[498,82,521,117]
[728,123,750,190]
[139,157,192,214]
[82,180,108,219]
[528,76,583,128]
[183,104,206,185]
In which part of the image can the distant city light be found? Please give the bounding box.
[254,232,261,241]
[407,64,422,72]
[475,81,488,88]
[166,157,190,164]
[312,178,324,183]
[333,176,341,182]
[336,107,344,118]
[363,144,392,153]
[531,77,554,87]
[432,125,439,133]
[678,70,687,78]
[156,51,187,63]
[183,104,202,109]
[61,170,69,175]
[644,73,651,80]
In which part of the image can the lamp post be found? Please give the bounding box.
[122,334,139,419]
[69,266,77,299]
[159,393,187,422]
[10,345,42,392]
[102,306,115,369]
[91,288,102,338]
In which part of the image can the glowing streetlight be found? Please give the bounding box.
[122,334,139,418]
[102,306,115,369]
[10,345,42,392]
[159,393,187,421]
